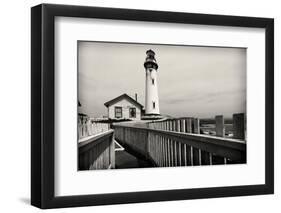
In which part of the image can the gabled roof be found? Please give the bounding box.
[104,93,143,108]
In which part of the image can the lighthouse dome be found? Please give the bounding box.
[144,49,158,70]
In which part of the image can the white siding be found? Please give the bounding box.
[107,99,142,120]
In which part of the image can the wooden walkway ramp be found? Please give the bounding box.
[114,141,154,169]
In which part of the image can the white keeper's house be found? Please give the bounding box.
[104,93,144,121]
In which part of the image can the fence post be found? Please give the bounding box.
[193,118,200,134]
[177,119,181,132]
[233,113,245,139]
[186,118,193,133]
[215,115,225,137]
[173,119,177,131]
[193,148,201,166]
[110,132,115,168]
[180,119,185,132]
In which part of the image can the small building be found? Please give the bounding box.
[104,93,143,120]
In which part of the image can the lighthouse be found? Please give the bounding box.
[144,49,160,115]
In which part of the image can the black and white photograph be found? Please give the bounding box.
[29,2,274,209]
[78,41,247,170]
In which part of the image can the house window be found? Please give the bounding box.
[115,107,122,118]
[152,78,155,85]
[153,102,156,109]
[129,108,136,118]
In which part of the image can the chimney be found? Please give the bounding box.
[135,93,138,102]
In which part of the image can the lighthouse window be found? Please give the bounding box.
[153,102,156,109]
[115,107,122,118]
[129,108,136,118]
[152,79,155,85]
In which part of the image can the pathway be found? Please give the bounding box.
[114,141,153,169]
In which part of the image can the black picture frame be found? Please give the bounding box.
[31,3,274,209]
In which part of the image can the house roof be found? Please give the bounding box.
[104,93,143,108]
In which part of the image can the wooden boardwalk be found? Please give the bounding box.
[78,113,246,170]
[115,142,153,169]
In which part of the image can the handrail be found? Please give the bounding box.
[113,124,246,166]
[78,119,110,139]
[114,125,245,149]
[78,129,115,170]
[79,129,114,150]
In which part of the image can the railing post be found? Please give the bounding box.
[169,120,173,131]
[160,136,163,166]
[172,119,176,131]
[180,119,185,132]
[215,115,225,137]
[209,153,213,165]
[174,141,177,166]
[167,140,171,166]
[185,118,193,133]
[233,113,245,139]
[190,146,194,166]
[163,136,166,166]
[146,129,150,155]
[178,142,182,166]
[183,144,187,166]
[193,118,200,134]
[163,136,167,166]
[193,148,202,166]
[177,119,181,132]
[184,118,193,166]
[164,120,168,130]
[170,140,174,166]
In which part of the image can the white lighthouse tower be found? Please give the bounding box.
[144,49,160,115]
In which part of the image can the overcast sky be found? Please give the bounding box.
[78,41,246,119]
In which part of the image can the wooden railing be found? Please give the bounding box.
[147,117,200,134]
[78,129,115,170]
[78,120,110,139]
[147,113,246,139]
[114,125,246,167]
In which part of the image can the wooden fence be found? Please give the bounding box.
[147,117,200,134]
[78,119,110,139]
[78,129,115,170]
[114,113,246,167]
[147,113,246,139]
